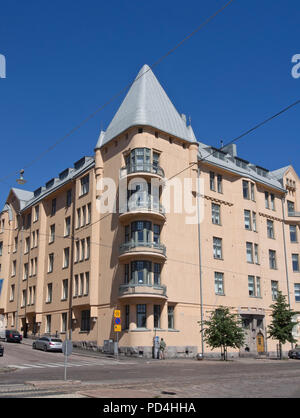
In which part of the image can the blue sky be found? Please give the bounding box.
[0,0,299,206]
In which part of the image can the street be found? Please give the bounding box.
[0,340,300,398]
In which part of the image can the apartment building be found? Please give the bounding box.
[0,64,299,358]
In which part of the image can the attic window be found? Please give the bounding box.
[169,137,173,144]
[34,187,42,197]
[256,166,269,178]
[46,179,55,189]
[155,131,159,138]
[74,157,86,170]
[138,128,143,134]
[59,168,70,181]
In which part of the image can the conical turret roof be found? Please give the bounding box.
[96,64,197,148]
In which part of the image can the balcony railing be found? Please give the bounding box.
[119,283,167,298]
[120,163,165,178]
[119,200,165,216]
[120,240,166,256]
[288,211,300,217]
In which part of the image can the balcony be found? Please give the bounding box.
[120,163,165,179]
[286,211,300,223]
[119,200,166,223]
[119,283,167,300]
[119,240,167,261]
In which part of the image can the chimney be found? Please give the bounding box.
[221,143,237,157]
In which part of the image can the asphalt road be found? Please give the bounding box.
[1,341,300,398]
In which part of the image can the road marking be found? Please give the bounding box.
[8,364,31,369]
[22,363,45,368]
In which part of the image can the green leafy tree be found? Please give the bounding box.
[268,290,299,359]
[199,307,245,361]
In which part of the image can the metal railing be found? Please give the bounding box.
[120,163,165,178]
[119,200,165,215]
[119,240,166,256]
[288,211,300,217]
[119,283,167,296]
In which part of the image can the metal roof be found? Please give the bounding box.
[96,64,197,148]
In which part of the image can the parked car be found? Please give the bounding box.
[0,343,4,356]
[5,330,22,343]
[32,336,63,352]
[288,347,300,359]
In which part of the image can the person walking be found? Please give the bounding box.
[159,338,166,360]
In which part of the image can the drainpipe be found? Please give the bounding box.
[68,181,76,341]
[281,197,291,307]
[16,221,24,333]
[197,166,204,357]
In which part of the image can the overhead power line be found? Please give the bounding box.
[0,0,236,185]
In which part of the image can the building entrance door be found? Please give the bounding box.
[256,333,264,353]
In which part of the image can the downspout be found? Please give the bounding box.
[197,165,204,357]
[281,197,291,307]
[68,181,76,341]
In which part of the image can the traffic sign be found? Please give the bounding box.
[62,339,73,356]
[114,309,121,318]
[114,324,121,332]
[115,317,121,325]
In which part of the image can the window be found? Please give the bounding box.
[292,254,299,272]
[217,175,223,193]
[46,283,52,303]
[9,284,15,302]
[65,217,71,236]
[250,183,255,201]
[246,242,254,263]
[80,239,85,261]
[0,241,2,256]
[252,212,257,232]
[63,247,70,268]
[267,220,275,239]
[212,203,221,225]
[14,237,18,252]
[74,275,79,297]
[295,284,300,302]
[66,189,72,207]
[23,263,28,280]
[124,305,130,329]
[210,172,215,191]
[213,237,222,259]
[46,315,51,333]
[287,200,295,215]
[214,272,224,295]
[79,273,84,296]
[243,180,249,199]
[290,225,298,243]
[131,261,151,285]
[12,260,16,277]
[168,306,174,329]
[136,304,146,328]
[153,152,160,173]
[84,272,89,296]
[131,221,152,243]
[248,276,261,297]
[271,281,278,300]
[269,250,277,269]
[80,175,89,196]
[77,208,81,228]
[81,310,90,332]
[49,224,55,243]
[244,210,251,230]
[153,224,160,245]
[51,198,56,216]
[154,305,161,328]
[25,237,30,254]
[82,206,86,227]
[75,241,80,263]
[153,263,161,286]
[265,192,269,209]
[124,264,129,284]
[34,205,39,222]
[87,203,91,224]
[61,312,68,333]
[48,253,54,273]
[86,237,90,260]
[270,194,275,211]
[62,279,68,300]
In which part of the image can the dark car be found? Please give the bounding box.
[0,343,3,356]
[5,329,22,343]
[288,347,300,359]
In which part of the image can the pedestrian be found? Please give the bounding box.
[159,338,166,360]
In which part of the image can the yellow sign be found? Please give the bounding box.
[114,324,121,332]
[114,310,121,318]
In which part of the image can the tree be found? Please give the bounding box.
[268,290,299,359]
[199,307,245,361]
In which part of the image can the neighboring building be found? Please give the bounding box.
[0,64,299,358]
